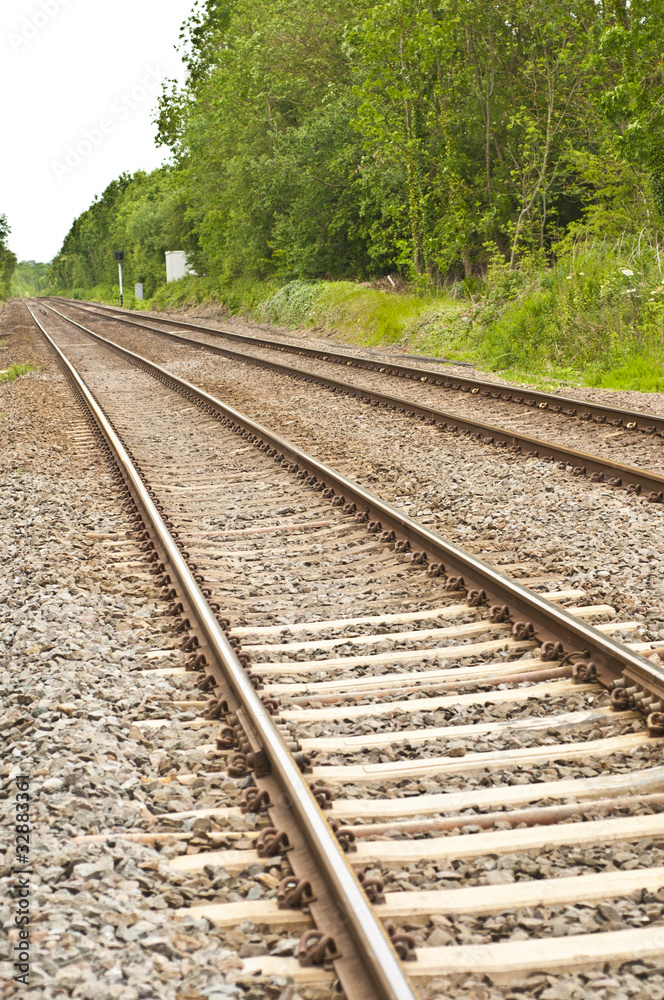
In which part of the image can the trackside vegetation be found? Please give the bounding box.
[45,0,664,391]
[11,260,51,298]
[0,362,38,384]
[0,216,17,301]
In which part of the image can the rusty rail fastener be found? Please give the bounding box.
[255,827,291,857]
[297,930,341,966]
[277,876,316,909]
[384,922,417,961]
[356,870,385,904]
[647,712,664,736]
[512,621,535,640]
[240,787,271,814]
[309,784,334,809]
[572,661,598,684]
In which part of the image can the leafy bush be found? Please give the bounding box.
[465,238,664,389]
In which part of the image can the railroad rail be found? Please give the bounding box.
[44,298,664,502]
[25,299,664,994]
[49,295,664,437]
[29,299,664,697]
[26,302,417,1000]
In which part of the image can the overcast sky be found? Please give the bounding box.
[1,0,195,262]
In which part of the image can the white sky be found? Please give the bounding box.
[1,0,195,262]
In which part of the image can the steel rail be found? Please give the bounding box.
[47,299,664,499]
[25,301,418,1000]
[49,295,664,436]
[37,301,664,703]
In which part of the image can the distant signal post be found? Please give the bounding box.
[115,251,124,306]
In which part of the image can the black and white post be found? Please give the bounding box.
[115,250,124,306]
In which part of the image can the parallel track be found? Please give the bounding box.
[49,295,664,437]
[45,298,664,502]
[26,299,664,995]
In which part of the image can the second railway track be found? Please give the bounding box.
[49,294,664,439]
[23,299,664,998]
[44,298,664,503]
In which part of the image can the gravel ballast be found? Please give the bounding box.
[0,302,326,1000]
[4,298,664,1000]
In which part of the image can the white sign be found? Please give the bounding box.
[165,251,189,283]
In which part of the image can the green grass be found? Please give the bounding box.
[399,239,664,393]
[50,275,276,316]
[0,362,38,383]
[147,275,273,314]
[587,357,664,393]
[260,279,462,348]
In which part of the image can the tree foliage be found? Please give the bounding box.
[50,171,196,297]
[52,0,664,293]
[11,260,50,297]
[0,215,17,300]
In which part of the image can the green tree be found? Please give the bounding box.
[49,170,196,297]
[0,215,17,300]
[11,261,50,297]
[597,0,664,218]
[55,0,664,293]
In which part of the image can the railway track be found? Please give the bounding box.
[48,295,664,439]
[44,298,664,503]
[23,299,664,997]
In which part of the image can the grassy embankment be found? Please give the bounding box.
[55,239,664,393]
